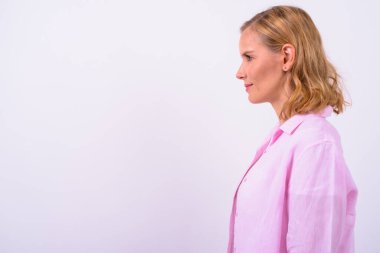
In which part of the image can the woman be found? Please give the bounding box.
[228,5,358,253]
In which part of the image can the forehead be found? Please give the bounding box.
[239,29,264,53]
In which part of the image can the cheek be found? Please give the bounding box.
[245,63,257,78]
[247,63,266,83]
[254,61,281,84]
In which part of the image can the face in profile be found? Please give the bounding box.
[236,29,290,108]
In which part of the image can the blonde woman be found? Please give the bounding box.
[229,6,358,253]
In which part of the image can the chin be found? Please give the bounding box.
[248,96,264,104]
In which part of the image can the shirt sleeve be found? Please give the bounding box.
[286,141,347,253]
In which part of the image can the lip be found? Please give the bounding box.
[245,83,253,91]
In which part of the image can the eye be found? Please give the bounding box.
[245,55,254,62]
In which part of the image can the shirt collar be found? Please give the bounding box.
[279,105,333,135]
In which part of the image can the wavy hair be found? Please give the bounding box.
[240,5,350,121]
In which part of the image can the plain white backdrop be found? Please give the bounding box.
[0,0,379,252]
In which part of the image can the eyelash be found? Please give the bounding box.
[245,55,253,61]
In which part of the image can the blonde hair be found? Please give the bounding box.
[240,5,350,121]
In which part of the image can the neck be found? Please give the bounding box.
[271,101,285,124]
[272,74,292,125]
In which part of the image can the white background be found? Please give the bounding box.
[0,0,379,252]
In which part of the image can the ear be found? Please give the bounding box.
[281,43,295,72]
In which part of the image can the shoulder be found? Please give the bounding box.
[290,115,343,155]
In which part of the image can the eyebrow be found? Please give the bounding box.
[240,50,256,56]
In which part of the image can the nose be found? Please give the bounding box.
[236,65,245,80]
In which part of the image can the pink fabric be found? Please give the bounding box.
[227,105,358,253]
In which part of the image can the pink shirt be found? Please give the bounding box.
[227,105,358,253]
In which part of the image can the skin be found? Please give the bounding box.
[236,28,295,124]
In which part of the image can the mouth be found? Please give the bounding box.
[245,83,253,92]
